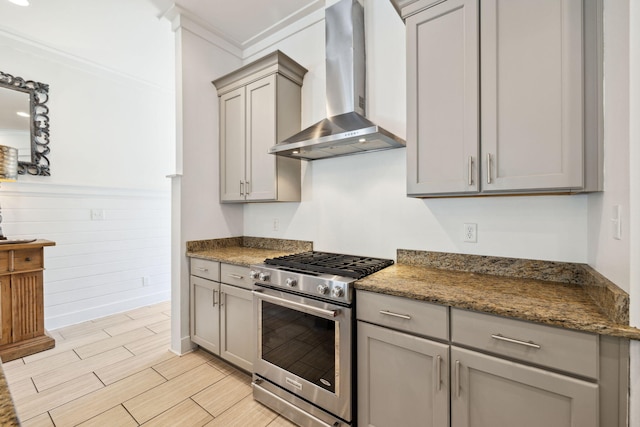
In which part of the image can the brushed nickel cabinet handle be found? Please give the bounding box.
[487,153,492,184]
[455,360,461,398]
[240,180,244,196]
[468,156,473,186]
[436,355,442,391]
[195,267,208,272]
[379,310,411,320]
[213,290,218,307]
[491,333,541,349]
[246,181,250,195]
[220,292,224,307]
[228,274,243,280]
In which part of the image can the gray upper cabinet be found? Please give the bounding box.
[397,0,603,197]
[214,51,307,203]
[406,0,479,195]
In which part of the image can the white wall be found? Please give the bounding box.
[587,0,631,292]
[628,0,640,424]
[0,0,174,329]
[242,0,589,263]
[171,17,244,353]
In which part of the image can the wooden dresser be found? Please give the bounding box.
[0,239,55,361]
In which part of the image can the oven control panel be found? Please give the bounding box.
[250,266,353,304]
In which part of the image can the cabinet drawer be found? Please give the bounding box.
[451,308,598,379]
[191,258,220,281]
[356,290,448,341]
[220,264,252,289]
[0,252,9,274]
[13,249,43,272]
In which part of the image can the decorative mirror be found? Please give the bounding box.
[0,71,50,176]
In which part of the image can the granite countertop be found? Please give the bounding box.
[355,250,640,340]
[188,246,301,266]
[186,240,640,340]
[0,361,19,426]
[186,236,313,266]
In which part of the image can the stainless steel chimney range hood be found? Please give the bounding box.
[269,0,405,161]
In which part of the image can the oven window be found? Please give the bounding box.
[261,301,337,393]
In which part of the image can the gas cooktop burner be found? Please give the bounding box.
[264,251,394,279]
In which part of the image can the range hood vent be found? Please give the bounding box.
[269,0,405,161]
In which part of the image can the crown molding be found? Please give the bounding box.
[163,1,324,61]
[164,5,243,59]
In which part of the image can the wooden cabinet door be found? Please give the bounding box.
[357,322,449,427]
[245,75,277,202]
[480,0,584,192]
[11,271,45,342]
[220,284,253,372]
[406,0,479,196]
[450,346,597,427]
[0,275,11,345]
[190,276,220,354]
[219,86,247,202]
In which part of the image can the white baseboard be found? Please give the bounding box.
[46,292,170,330]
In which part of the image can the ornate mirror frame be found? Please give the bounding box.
[0,71,50,176]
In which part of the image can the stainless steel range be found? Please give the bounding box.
[250,251,393,427]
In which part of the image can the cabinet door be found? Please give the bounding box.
[450,346,597,427]
[220,86,246,202]
[406,0,479,196]
[357,322,449,427]
[0,275,11,345]
[481,0,584,192]
[11,271,45,342]
[190,276,220,354]
[245,75,277,202]
[220,284,253,372]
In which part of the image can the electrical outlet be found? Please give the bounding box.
[91,209,106,221]
[273,219,279,231]
[463,223,477,243]
[142,276,150,286]
[611,205,622,240]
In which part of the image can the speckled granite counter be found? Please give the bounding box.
[0,361,19,426]
[355,250,640,340]
[186,236,313,266]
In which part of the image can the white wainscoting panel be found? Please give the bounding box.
[0,183,171,330]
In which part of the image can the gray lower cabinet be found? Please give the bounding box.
[356,290,628,427]
[450,346,597,427]
[219,283,253,371]
[190,259,254,372]
[190,276,220,354]
[357,322,449,427]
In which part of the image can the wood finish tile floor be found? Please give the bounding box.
[3,302,296,427]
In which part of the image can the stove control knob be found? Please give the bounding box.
[317,284,329,295]
[258,272,270,282]
[286,278,297,288]
[249,270,259,280]
[331,286,344,298]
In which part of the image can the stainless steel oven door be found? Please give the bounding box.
[253,286,352,422]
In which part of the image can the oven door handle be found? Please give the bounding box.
[253,290,339,318]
